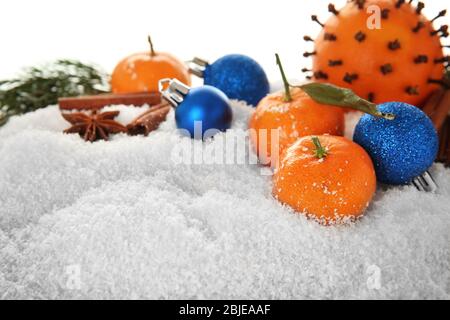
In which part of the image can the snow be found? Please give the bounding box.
[0,102,449,299]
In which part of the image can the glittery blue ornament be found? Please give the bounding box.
[190,54,270,107]
[353,102,438,185]
[159,78,232,139]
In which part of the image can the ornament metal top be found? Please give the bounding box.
[159,78,190,107]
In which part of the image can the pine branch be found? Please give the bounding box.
[0,60,110,127]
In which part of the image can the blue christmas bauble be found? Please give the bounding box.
[175,85,233,139]
[353,102,438,185]
[203,54,270,107]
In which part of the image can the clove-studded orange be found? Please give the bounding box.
[249,54,344,166]
[111,36,191,93]
[304,0,448,106]
[273,135,377,224]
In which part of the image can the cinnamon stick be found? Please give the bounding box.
[422,90,445,115]
[59,92,161,111]
[127,102,171,136]
[442,117,450,167]
[422,89,450,166]
[447,126,450,167]
[422,89,450,133]
[438,117,448,162]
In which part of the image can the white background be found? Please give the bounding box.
[0,0,448,81]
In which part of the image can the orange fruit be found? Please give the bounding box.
[273,135,376,224]
[249,87,344,166]
[310,0,445,106]
[111,36,191,93]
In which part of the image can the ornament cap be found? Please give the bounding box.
[159,78,191,107]
[412,171,438,192]
[187,57,209,78]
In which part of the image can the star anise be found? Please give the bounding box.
[62,110,127,142]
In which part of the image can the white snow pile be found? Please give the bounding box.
[0,102,449,300]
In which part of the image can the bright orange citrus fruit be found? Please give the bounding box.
[249,87,344,166]
[273,135,376,224]
[312,0,445,106]
[111,37,191,93]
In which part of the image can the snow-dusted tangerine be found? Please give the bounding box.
[249,54,344,166]
[273,135,377,224]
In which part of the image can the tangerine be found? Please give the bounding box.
[111,36,191,93]
[273,135,377,224]
[249,55,344,166]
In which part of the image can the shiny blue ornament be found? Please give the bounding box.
[353,102,438,185]
[190,54,270,107]
[175,86,232,138]
[159,79,232,139]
